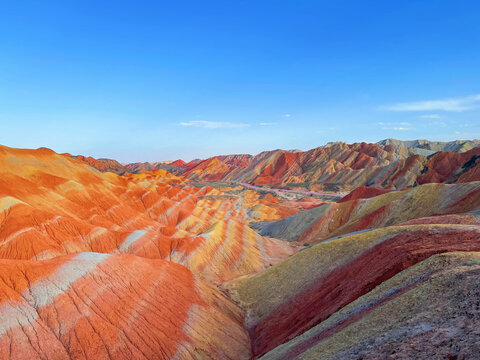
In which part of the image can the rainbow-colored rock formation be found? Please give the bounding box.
[2,140,480,359]
[0,144,302,358]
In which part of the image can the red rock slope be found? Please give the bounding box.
[0,253,250,359]
[226,224,480,358]
[417,146,480,184]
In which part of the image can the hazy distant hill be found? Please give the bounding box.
[377,138,480,154]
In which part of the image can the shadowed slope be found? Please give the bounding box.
[417,146,480,185]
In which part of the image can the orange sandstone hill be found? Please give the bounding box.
[0,144,303,359]
[0,253,250,359]
[1,141,480,359]
[0,145,300,281]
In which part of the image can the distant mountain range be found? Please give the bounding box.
[69,138,480,191]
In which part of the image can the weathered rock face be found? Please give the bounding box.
[123,159,192,174]
[0,253,251,360]
[179,142,411,186]
[163,141,480,190]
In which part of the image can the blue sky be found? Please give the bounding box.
[1,0,479,162]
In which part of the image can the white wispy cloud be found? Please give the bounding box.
[282,113,291,118]
[179,121,250,129]
[419,114,441,119]
[377,122,412,131]
[380,94,480,112]
[384,127,410,131]
[259,122,276,126]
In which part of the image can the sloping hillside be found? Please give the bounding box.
[0,252,251,359]
[259,252,480,359]
[0,145,300,283]
[253,181,480,244]
[226,224,480,357]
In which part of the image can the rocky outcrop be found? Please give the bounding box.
[166,141,480,190]
[378,138,480,153]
